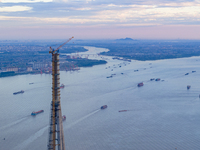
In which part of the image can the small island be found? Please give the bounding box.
[115,37,136,41]
[60,56,107,71]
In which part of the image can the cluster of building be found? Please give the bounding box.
[0,54,83,77]
[0,62,52,77]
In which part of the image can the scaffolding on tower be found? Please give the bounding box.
[47,37,74,150]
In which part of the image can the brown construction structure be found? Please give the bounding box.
[47,37,74,150]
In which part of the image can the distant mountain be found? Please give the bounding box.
[115,37,136,41]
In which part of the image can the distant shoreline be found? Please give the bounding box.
[0,71,42,78]
[100,52,200,61]
[86,40,200,61]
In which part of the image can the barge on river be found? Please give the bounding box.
[101,105,107,109]
[187,85,191,90]
[138,82,143,87]
[13,90,24,95]
[60,84,65,89]
[31,110,44,116]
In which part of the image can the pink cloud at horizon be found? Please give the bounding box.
[0,25,200,40]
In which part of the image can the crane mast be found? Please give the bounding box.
[47,37,74,150]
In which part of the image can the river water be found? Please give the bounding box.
[1,46,200,150]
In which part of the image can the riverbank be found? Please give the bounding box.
[0,71,42,78]
[75,40,200,61]
[0,46,108,78]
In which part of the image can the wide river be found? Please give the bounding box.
[1,46,200,150]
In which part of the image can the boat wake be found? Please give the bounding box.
[0,116,29,130]
[65,109,100,129]
[25,85,50,92]
[12,126,48,150]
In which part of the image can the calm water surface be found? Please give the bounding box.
[1,46,200,150]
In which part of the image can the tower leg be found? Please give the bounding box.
[48,53,65,150]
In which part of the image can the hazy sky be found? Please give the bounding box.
[1,0,200,40]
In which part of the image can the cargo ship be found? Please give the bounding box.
[31,110,44,116]
[119,110,128,112]
[60,84,65,89]
[107,76,113,78]
[187,85,191,90]
[138,82,143,87]
[155,78,160,81]
[13,90,24,95]
[101,105,107,109]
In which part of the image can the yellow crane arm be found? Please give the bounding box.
[49,36,74,54]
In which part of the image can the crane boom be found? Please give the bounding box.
[55,36,74,51]
[49,36,74,53]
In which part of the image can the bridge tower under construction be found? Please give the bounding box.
[47,37,74,150]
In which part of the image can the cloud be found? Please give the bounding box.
[1,0,200,33]
[1,0,200,39]
[1,0,52,3]
[0,6,32,12]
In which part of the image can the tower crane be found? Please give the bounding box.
[49,36,74,54]
[48,36,74,150]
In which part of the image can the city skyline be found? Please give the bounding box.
[0,0,200,40]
